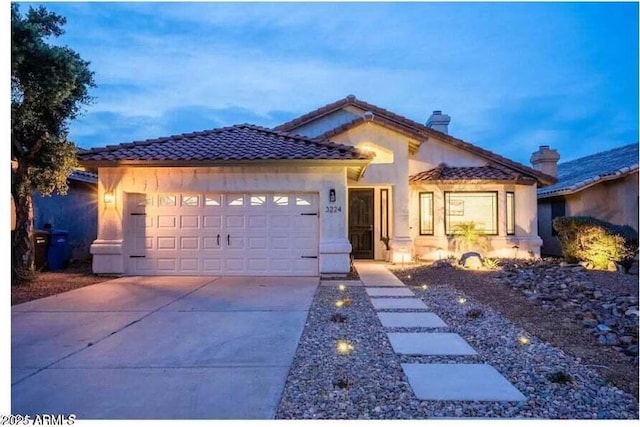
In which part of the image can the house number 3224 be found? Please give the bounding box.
[325,206,342,213]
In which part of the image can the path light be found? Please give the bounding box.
[335,300,345,308]
[518,336,530,346]
[457,297,467,305]
[421,284,429,290]
[338,284,346,292]
[336,340,354,355]
[407,274,412,280]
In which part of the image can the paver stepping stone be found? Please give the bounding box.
[387,332,477,355]
[371,298,428,310]
[401,363,527,401]
[377,312,447,328]
[366,288,415,297]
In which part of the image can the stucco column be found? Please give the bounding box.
[318,170,352,275]
[390,177,413,263]
[90,168,125,274]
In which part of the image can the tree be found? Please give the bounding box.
[11,4,95,283]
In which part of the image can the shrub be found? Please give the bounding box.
[553,216,638,272]
[482,257,500,270]
[451,221,491,254]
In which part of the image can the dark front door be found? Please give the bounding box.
[349,188,374,259]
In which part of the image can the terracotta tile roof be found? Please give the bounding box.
[69,170,97,184]
[410,164,536,185]
[79,124,372,164]
[275,95,556,186]
[538,143,639,198]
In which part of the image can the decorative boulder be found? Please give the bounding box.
[460,252,483,269]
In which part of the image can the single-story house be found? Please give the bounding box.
[535,143,639,256]
[79,95,556,276]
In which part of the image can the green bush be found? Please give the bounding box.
[553,216,638,272]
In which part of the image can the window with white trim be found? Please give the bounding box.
[445,192,498,235]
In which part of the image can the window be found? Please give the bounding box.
[182,195,199,206]
[296,196,311,206]
[445,192,498,235]
[205,195,221,206]
[550,199,566,236]
[380,189,389,239]
[506,192,515,235]
[227,196,244,206]
[273,195,289,206]
[158,195,176,206]
[419,192,434,235]
[250,195,266,206]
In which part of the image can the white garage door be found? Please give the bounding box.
[125,192,319,276]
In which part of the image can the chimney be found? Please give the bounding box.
[530,145,560,177]
[426,110,451,134]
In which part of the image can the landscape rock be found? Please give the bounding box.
[460,252,483,269]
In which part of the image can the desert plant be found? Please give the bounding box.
[451,222,490,254]
[482,257,500,270]
[465,308,484,319]
[553,216,638,272]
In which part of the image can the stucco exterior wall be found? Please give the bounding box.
[92,165,352,275]
[332,123,416,261]
[538,172,639,256]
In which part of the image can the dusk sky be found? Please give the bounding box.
[21,1,639,166]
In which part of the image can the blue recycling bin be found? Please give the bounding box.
[47,229,69,271]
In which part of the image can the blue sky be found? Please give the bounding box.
[19,1,639,166]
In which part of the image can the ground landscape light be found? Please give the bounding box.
[421,284,429,290]
[519,336,530,345]
[336,340,354,355]
[338,284,346,292]
[457,297,467,305]
[335,300,344,308]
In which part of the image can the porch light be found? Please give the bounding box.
[329,188,336,203]
[336,340,354,355]
[457,297,467,305]
[104,191,115,204]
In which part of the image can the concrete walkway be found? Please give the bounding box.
[12,276,319,419]
[354,261,526,402]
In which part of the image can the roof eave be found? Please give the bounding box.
[79,158,372,169]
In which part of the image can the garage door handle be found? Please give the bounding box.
[301,213,318,216]
[217,234,220,246]
[301,255,318,259]
[130,255,146,258]
[227,234,230,246]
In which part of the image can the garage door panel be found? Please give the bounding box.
[180,215,200,228]
[202,237,221,250]
[203,215,222,229]
[158,215,177,228]
[180,258,199,272]
[157,258,177,271]
[157,237,177,250]
[180,236,199,250]
[127,192,318,276]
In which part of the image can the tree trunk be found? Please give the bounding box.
[11,163,35,282]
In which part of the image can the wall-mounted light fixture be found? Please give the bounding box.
[329,188,336,203]
[104,191,115,204]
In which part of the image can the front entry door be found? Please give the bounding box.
[349,188,374,259]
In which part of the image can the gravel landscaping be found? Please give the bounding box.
[276,266,639,419]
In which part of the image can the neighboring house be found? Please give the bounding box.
[32,170,98,261]
[79,95,555,277]
[535,143,639,256]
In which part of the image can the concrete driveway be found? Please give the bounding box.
[11,276,318,419]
